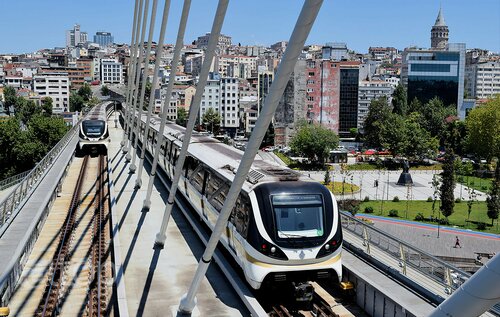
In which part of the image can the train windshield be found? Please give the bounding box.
[83,120,105,137]
[272,194,324,238]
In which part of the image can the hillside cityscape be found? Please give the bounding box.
[0,3,500,316]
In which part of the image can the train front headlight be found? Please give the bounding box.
[259,239,288,260]
[316,237,341,258]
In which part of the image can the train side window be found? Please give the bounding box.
[201,171,210,196]
[191,166,205,192]
[172,146,179,166]
[167,141,174,161]
[206,173,223,198]
[232,194,250,238]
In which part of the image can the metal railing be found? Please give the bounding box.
[340,211,500,316]
[0,170,32,191]
[0,123,79,229]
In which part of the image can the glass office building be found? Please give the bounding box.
[93,32,114,47]
[401,44,465,114]
[339,67,359,137]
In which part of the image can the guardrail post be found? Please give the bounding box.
[399,243,407,275]
[444,267,453,294]
[362,227,371,254]
[1,203,6,225]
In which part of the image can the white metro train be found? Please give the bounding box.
[78,102,113,155]
[130,113,343,297]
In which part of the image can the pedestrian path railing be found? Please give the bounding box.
[0,170,32,191]
[0,123,80,229]
[340,211,500,315]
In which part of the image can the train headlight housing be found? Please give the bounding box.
[258,239,288,260]
[316,237,341,258]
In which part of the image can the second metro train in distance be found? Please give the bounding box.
[128,112,343,300]
[77,102,113,156]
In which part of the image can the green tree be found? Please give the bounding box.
[70,93,85,112]
[88,96,100,107]
[380,112,438,160]
[362,96,392,148]
[465,96,500,161]
[3,85,16,116]
[41,97,53,116]
[486,164,500,226]
[391,84,407,115]
[101,85,110,96]
[290,122,339,164]
[18,99,41,124]
[176,107,188,127]
[419,97,457,139]
[201,107,221,134]
[77,83,92,101]
[28,114,69,149]
[0,117,22,178]
[440,150,455,218]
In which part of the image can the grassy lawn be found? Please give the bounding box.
[324,181,360,195]
[457,175,493,192]
[359,200,500,234]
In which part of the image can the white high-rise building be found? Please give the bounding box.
[220,77,239,131]
[100,58,123,84]
[199,74,240,134]
[66,24,88,47]
[33,73,70,113]
[465,61,500,99]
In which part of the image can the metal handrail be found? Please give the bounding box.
[341,211,470,292]
[0,123,79,229]
[0,170,32,191]
[341,211,500,316]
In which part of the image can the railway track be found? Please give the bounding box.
[267,282,357,317]
[87,155,110,317]
[34,155,112,317]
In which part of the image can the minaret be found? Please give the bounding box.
[431,7,449,49]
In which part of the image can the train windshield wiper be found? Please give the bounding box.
[278,230,307,239]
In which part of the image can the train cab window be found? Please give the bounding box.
[82,120,105,137]
[271,194,324,238]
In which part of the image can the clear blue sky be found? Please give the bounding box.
[1,0,499,54]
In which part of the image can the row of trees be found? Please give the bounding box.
[0,107,69,179]
[364,87,500,225]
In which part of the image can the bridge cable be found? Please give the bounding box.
[177,0,324,314]
[142,0,192,209]
[153,0,229,247]
[120,0,140,149]
[128,0,159,170]
[134,0,173,188]
[124,0,148,156]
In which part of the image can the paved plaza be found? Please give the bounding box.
[300,168,488,202]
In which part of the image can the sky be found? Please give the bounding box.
[0,0,499,54]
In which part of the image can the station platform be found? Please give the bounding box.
[107,117,247,316]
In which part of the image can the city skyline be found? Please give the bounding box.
[0,0,499,54]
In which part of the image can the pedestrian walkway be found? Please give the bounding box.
[358,214,500,260]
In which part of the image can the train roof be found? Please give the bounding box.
[143,113,308,192]
[85,102,111,121]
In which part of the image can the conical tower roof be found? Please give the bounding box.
[434,7,446,26]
